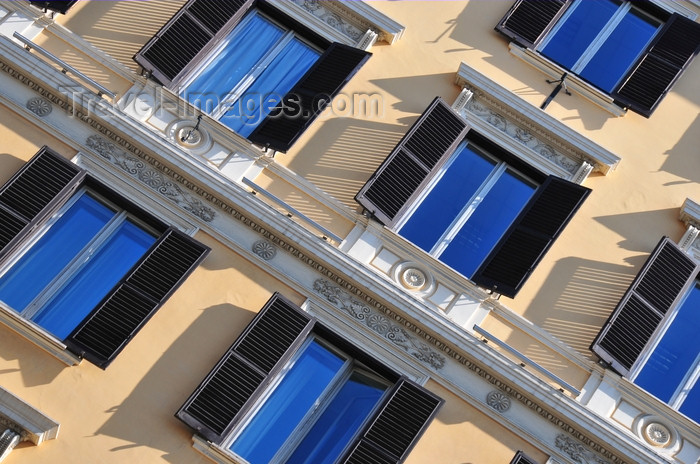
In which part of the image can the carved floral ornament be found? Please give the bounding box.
[555,434,611,464]
[26,97,52,116]
[486,390,511,412]
[85,135,216,222]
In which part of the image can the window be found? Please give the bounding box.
[496,0,700,116]
[181,10,320,137]
[134,0,370,152]
[355,97,590,298]
[511,451,537,464]
[0,147,209,368]
[177,293,443,464]
[592,237,700,422]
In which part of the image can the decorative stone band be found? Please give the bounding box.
[555,434,611,464]
[0,429,20,463]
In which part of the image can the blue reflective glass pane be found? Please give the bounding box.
[230,341,344,464]
[680,378,700,424]
[287,372,387,464]
[0,194,115,311]
[580,8,659,91]
[32,220,156,339]
[400,145,495,252]
[223,37,320,136]
[542,0,618,69]
[440,169,536,278]
[635,284,700,403]
[184,13,285,112]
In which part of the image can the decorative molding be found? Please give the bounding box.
[555,434,611,464]
[399,267,427,291]
[252,240,277,261]
[0,429,20,463]
[291,0,363,42]
[0,386,59,445]
[314,278,446,370]
[355,29,378,51]
[25,96,51,116]
[0,420,22,441]
[456,62,621,175]
[572,161,594,185]
[680,198,700,229]
[0,59,633,464]
[486,390,511,413]
[466,98,579,174]
[85,135,216,222]
[642,422,672,447]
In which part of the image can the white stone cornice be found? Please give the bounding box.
[0,387,59,445]
[456,62,622,176]
[680,198,700,229]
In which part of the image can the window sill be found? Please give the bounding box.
[192,435,244,464]
[0,303,81,366]
[508,43,627,117]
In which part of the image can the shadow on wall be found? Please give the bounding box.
[522,257,638,363]
[660,114,700,185]
[286,118,406,212]
[60,0,186,73]
[95,302,256,464]
[595,208,686,257]
[370,73,459,115]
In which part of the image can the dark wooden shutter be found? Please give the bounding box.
[248,43,371,153]
[612,14,700,117]
[0,146,85,263]
[29,1,77,14]
[134,0,255,87]
[472,175,591,298]
[591,237,699,376]
[341,378,443,464]
[65,228,210,368]
[176,293,314,443]
[495,0,572,49]
[355,97,470,226]
[510,451,537,464]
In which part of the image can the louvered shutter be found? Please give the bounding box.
[248,43,371,153]
[591,237,699,376]
[29,1,77,14]
[0,146,85,263]
[495,0,572,49]
[612,14,700,117]
[134,0,255,87]
[355,97,470,226]
[65,228,210,368]
[510,451,537,464]
[472,175,591,298]
[176,293,314,443]
[341,378,443,464]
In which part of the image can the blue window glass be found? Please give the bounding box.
[0,191,157,340]
[32,220,156,339]
[540,0,662,92]
[183,11,320,136]
[398,141,537,281]
[679,379,700,424]
[440,169,535,278]
[579,7,658,91]
[286,371,387,464]
[635,283,700,404]
[230,340,345,464]
[542,0,617,69]
[0,194,115,311]
[400,145,495,253]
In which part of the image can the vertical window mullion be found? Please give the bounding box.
[23,209,126,320]
[431,161,506,257]
[571,2,630,72]
[670,353,700,409]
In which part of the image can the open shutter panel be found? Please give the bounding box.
[591,237,699,376]
[0,146,85,263]
[247,43,371,153]
[495,0,572,49]
[472,175,591,298]
[65,228,210,368]
[342,378,443,464]
[355,97,469,226]
[176,293,314,443]
[613,14,700,117]
[29,1,77,14]
[134,0,254,87]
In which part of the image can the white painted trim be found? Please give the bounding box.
[456,61,622,175]
[0,303,81,366]
[680,198,700,228]
[0,387,59,445]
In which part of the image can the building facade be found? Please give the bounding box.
[0,1,698,463]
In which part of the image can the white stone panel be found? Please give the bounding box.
[612,400,642,429]
[426,283,456,310]
[370,247,400,275]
